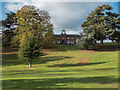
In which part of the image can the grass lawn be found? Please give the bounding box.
[2,45,119,88]
[97,42,118,47]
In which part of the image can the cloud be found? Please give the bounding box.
[2,0,120,2]
[41,2,106,34]
[4,1,118,34]
[5,3,24,12]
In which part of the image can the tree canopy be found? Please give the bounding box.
[81,4,119,45]
[19,34,41,67]
[2,12,16,47]
[2,12,16,32]
[13,5,54,47]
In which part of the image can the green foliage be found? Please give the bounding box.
[2,12,16,47]
[108,31,120,42]
[2,30,14,47]
[19,34,41,67]
[10,35,19,48]
[2,12,16,31]
[43,30,55,48]
[14,5,54,48]
[76,32,95,50]
[82,4,119,46]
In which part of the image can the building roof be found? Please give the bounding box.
[54,30,80,37]
[54,34,80,37]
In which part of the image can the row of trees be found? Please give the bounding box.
[76,4,120,49]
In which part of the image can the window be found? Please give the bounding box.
[67,40,70,44]
[58,37,60,39]
[67,37,69,39]
[63,37,64,39]
[57,40,60,44]
[71,40,74,44]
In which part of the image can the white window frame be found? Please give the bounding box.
[67,40,70,44]
[67,37,70,39]
[71,40,74,44]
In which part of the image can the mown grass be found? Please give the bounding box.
[2,44,119,89]
[97,42,118,47]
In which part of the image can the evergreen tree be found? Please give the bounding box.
[19,34,41,67]
[2,12,16,47]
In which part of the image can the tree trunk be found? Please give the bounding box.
[100,39,103,46]
[29,63,31,67]
[100,35,103,46]
[94,41,96,45]
[28,60,32,67]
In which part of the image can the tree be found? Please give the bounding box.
[14,5,54,47]
[76,32,95,49]
[19,34,41,67]
[109,30,120,42]
[2,12,16,47]
[82,4,119,46]
[10,35,19,47]
[43,28,55,48]
[2,12,16,33]
[2,30,14,47]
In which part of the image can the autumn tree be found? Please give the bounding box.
[43,29,55,48]
[82,4,119,46]
[14,5,54,47]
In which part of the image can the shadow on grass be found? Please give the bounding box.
[2,76,118,88]
[33,56,73,64]
[2,54,23,66]
[47,62,107,67]
[2,53,73,66]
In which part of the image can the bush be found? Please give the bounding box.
[76,35,95,50]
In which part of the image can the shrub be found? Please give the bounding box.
[76,33,95,50]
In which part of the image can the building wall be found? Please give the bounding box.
[55,36,78,44]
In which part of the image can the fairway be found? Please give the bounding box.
[2,45,118,88]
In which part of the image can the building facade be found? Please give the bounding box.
[54,30,80,44]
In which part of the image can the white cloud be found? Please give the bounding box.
[2,0,120,2]
[5,3,24,12]
[4,2,118,34]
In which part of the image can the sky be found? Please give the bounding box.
[0,0,119,34]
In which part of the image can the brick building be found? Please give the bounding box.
[54,30,80,44]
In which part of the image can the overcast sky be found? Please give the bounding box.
[1,1,119,34]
